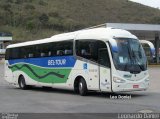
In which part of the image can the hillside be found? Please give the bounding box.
[0,0,160,42]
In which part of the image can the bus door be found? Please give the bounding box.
[98,48,111,92]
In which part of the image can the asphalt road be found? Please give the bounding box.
[0,64,160,114]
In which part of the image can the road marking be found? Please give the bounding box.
[138,109,154,113]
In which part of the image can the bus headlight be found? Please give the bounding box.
[113,77,126,83]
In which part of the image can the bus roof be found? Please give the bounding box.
[7,28,137,48]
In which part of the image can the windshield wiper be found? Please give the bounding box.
[123,45,132,71]
[130,49,143,71]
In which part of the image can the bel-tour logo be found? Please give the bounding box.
[48,59,66,66]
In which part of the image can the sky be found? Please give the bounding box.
[129,0,160,9]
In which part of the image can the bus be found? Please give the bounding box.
[4,28,155,96]
[140,40,155,63]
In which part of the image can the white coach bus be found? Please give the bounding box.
[4,28,155,96]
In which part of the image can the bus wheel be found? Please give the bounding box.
[18,76,27,90]
[78,78,87,96]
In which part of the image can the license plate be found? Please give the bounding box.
[133,85,139,88]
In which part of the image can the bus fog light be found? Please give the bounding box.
[113,77,126,83]
[145,78,149,82]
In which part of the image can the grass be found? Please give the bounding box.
[0,0,160,42]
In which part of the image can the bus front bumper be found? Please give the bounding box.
[112,79,150,92]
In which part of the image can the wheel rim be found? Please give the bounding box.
[20,79,25,88]
[79,82,83,93]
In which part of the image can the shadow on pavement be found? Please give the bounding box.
[10,86,149,99]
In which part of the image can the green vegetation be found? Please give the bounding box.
[0,0,160,42]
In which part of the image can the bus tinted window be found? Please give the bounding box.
[19,47,27,59]
[6,40,73,60]
[37,43,52,57]
[11,48,20,59]
[76,40,97,61]
[76,40,107,62]
[53,41,73,56]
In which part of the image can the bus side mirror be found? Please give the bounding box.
[108,39,118,52]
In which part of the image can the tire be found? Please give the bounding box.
[74,87,79,94]
[42,86,52,90]
[78,78,88,96]
[18,76,28,90]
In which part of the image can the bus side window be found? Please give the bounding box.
[81,49,87,56]
[76,40,98,62]
[40,53,46,57]
[29,53,34,58]
[26,46,35,58]
[53,40,73,56]
[48,51,51,56]
[51,50,56,56]
[64,50,72,55]
[11,48,20,59]
[57,50,64,56]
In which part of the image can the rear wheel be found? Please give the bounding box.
[78,78,87,96]
[18,76,28,90]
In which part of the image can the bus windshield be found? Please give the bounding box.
[111,38,147,73]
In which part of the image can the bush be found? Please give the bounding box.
[25,0,33,2]
[2,4,11,11]
[39,13,49,25]
[7,0,13,3]
[15,0,23,4]
[46,17,83,31]
[24,4,35,10]
[26,20,36,31]
[39,0,48,6]
[151,17,160,24]
[48,12,60,18]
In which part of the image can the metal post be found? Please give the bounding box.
[155,34,160,64]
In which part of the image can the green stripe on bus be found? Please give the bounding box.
[9,63,71,83]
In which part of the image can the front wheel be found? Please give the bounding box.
[78,78,88,96]
[18,76,28,90]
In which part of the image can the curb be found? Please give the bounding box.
[148,65,160,67]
